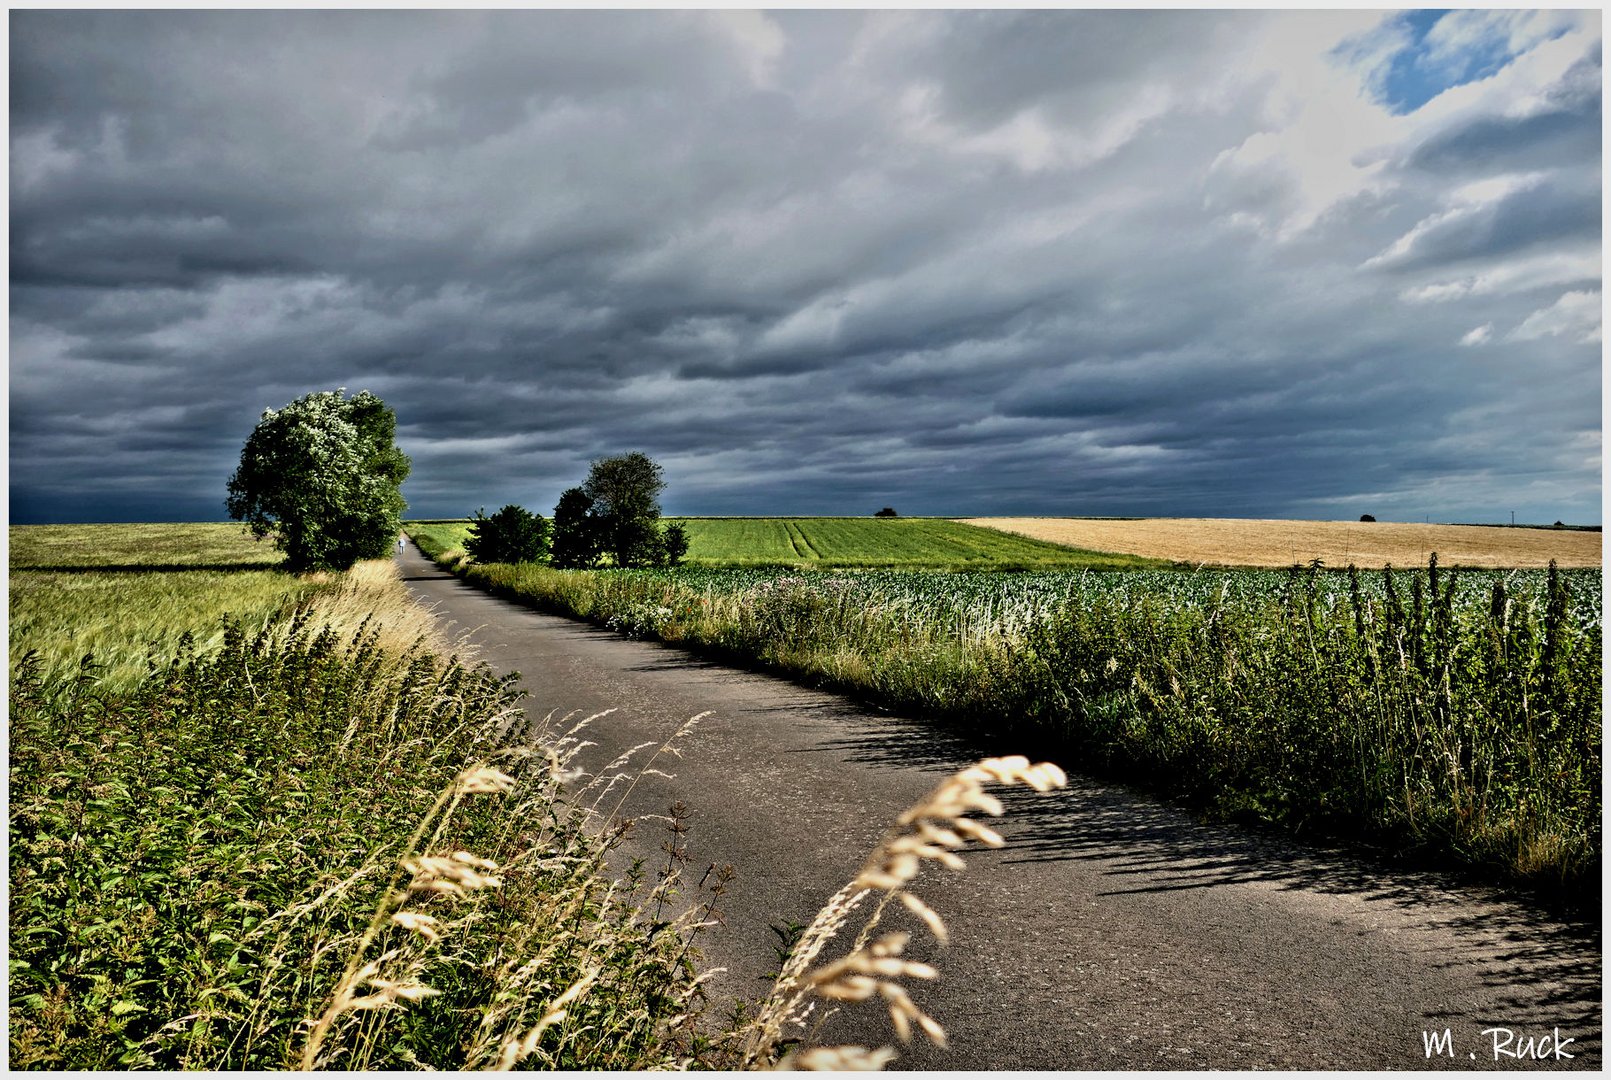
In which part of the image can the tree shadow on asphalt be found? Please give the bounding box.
[807,716,1602,1062]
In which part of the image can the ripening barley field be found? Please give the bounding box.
[9,523,316,690]
[964,516,1603,569]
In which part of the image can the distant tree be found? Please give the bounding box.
[226,388,410,572]
[1359,514,1376,522]
[663,522,690,567]
[464,504,550,564]
[1553,520,1566,529]
[550,487,603,568]
[584,452,667,568]
[874,507,898,518]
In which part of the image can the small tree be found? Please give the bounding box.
[584,452,667,568]
[874,507,898,518]
[464,504,550,564]
[663,522,690,567]
[226,388,410,572]
[1359,514,1376,523]
[550,487,603,569]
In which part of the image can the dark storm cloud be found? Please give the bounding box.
[9,10,1602,526]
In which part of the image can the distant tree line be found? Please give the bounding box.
[469,451,688,569]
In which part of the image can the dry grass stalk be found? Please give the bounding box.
[742,755,1067,1071]
[297,760,519,1070]
[295,710,722,1071]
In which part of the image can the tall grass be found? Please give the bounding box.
[417,547,1601,898]
[9,543,716,1069]
[10,626,714,1069]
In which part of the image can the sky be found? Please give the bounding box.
[8,8,1603,525]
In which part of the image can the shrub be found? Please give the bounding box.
[874,507,898,518]
[1359,514,1376,522]
[464,504,550,564]
[663,522,690,566]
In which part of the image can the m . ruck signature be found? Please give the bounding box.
[1423,1027,1576,1062]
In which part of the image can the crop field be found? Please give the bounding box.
[671,516,1173,568]
[9,523,317,690]
[408,517,1165,569]
[963,516,1603,569]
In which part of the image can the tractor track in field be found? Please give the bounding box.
[396,540,1600,1071]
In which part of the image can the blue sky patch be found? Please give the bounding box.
[1354,9,1572,114]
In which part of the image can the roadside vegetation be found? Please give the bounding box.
[411,522,1602,902]
[9,526,713,1068]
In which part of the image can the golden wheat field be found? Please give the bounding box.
[960,517,1603,569]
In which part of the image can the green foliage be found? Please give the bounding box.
[226,389,411,572]
[9,623,709,1071]
[551,487,604,569]
[584,452,667,568]
[420,542,1602,897]
[463,504,550,565]
[663,523,690,567]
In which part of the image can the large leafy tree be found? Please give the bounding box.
[226,389,411,572]
[583,452,667,568]
[464,504,550,565]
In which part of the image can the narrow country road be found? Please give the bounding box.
[396,542,1600,1070]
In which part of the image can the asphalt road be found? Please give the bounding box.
[396,542,1600,1070]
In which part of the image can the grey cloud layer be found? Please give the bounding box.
[10,10,1602,525]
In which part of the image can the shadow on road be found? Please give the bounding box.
[748,690,1602,1062]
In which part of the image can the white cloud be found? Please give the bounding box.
[1460,324,1493,347]
[1509,290,1603,344]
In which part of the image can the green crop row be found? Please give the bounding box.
[406,517,1165,570]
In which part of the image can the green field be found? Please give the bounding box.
[9,523,317,690]
[407,516,1165,570]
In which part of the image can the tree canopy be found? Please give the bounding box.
[582,452,666,568]
[226,389,410,572]
[464,504,550,564]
